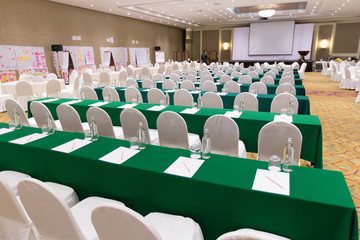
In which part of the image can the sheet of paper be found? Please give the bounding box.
[252,169,290,196]
[274,114,293,123]
[99,146,140,164]
[38,98,59,103]
[190,91,201,94]
[63,100,83,105]
[147,105,166,111]
[164,90,176,93]
[216,92,227,96]
[0,128,14,135]
[224,111,242,118]
[180,108,200,114]
[142,89,151,92]
[164,156,204,178]
[9,133,47,145]
[156,81,164,83]
[89,102,109,107]
[215,82,221,85]
[52,138,92,153]
[118,103,138,109]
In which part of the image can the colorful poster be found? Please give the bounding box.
[30,47,47,69]
[63,46,96,72]
[14,46,33,71]
[0,70,17,83]
[52,51,60,68]
[135,48,151,66]
[100,47,128,70]
[155,51,165,63]
[0,46,17,70]
[129,48,136,65]
[84,47,95,65]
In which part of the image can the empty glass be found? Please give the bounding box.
[268,155,281,172]
[8,120,15,130]
[132,98,137,104]
[192,102,197,109]
[84,130,92,141]
[233,104,240,113]
[190,144,201,158]
[41,124,49,135]
[160,100,165,107]
[130,137,139,150]
[280,108,287,117]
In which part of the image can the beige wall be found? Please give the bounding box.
[0,0,184,73]
[333,23,360,53]
[220,30,232,61]
[315,25,333,60]
[202,30,219,57]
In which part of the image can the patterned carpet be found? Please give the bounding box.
[0,72,359,234]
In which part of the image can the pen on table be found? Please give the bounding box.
[27,135,33,143]
[121,151,124,161]
[183,161,191,172]
[265,175,283,189]
[71,142,76,150]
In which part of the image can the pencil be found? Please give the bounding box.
[183,161,191,172]
[27,135,33,143]
[265,175,283,189]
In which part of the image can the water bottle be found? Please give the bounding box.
[239,97,245,112]
[282,137,294,172]
[197,94,202,109]
[137,122,146,149]
[165,92,170,107]
[136,93,141,104]
[90,116,99,141]
[46,113,55,135]
[13,109,21,130]
[107,90,112,102]
[201,129,211,159]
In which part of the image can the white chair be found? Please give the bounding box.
[254,68,263,74]
[279,77,295,85]
[157,111,201,150]
[30,101,62,131]
[240,68,250,74]
[238,75,252,84]
[61,76,80,99]
[247,71,259,79]
[224,81,240,93]
[18,178,124,240]
[173,89,193,107]
[142,79,155,88]
[340,67,352,89]
[91,203,204,240]
[231,71,241,78]
[215,71,225,78]
[125,79,139,88]
[201,81,217,92]
[15,81,37,111]
[187,70,197,77]
[102,87,120,102]
[148,89,166,104]
[170,74,181,83]
[217,228,290,240]
[202,92,223,109]
[56,104,88,133]
[260,76,275,85]
[163,79,176,90]
[66,71,78,89]
[120,108,159,145]
[264,71,276,79]
[126,67,134,79]
[186,74,197,82]
[298,63,307,80]
[270,93,299,114]
[220,75,232,83]
[85,69,93,74]
[181,80,195,91]
[258,121,302,165]
[234,92,258,111]
[0,170,31,196]
[249,82,267,94]
[204,115,247,158]
[153,74,164,81]
[117,70,127,87]
[157,66,165,75]
[83,72,98,88]
[86,107,124,139]
[46,79,61,98]
[331,64,341,82]
[125,87,143,103]
[47,73,58,80]
[141,67,150,80]
[201,75,213,82]
[275,83,296,95]
[172,70,183,77]
[99,72,111,87]
[80,87,98,100]
[5,99,37,127]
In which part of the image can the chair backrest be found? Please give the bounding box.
[102,87,120,102]
[18,179,85,240]
[254,68,263,74]
[162,79,176,90]
[157,111,190,149]
[47,79,61,98]
[201,80,217,92]
[125,79,139,88]
[344,67,351,79]
[172,70,183,77]
[231,71,241,78]
[141,67,150,78]
[260,76,274,85]
[157,66,165,74]
[238,75,252,84]
[215,71,225,78]
[56,104,84,133]
[185,74,197,82]
[217,228,290,240]
[86,107,116,138]
[249,82,267,94]
[82,72,94,87]
[69,71,78,86]
[173,89,193,107]
[169,74,181,83]
[91,203,160,240]
[30,101,58,130]
[234,92,258,111]
[247,71,259,78]
[181,80,195,90]
[264,71,276,78]
[120,108,151,143]
[187,70,197,77]
[201,75,213,82]
[148,88,165,104]
[204,115,239,157]
[152,74,164,81]
[142,79,155,88]
[220,75,232,83]
[270,93,299,114]
[125,87,143,103]
[279,77,295,85]
[80,86,98,100]
[5,99,31,126]
[202,92,223,109]
[99,72,111,87]
[85,69,93,74]
[224,81,240,93]
[258,121,302,165]
[299,63,307,72]
[171,64,179,71]
[126,67,134,78]
[19,74,33,82]
[15,81,34,98]
[118,70,128,82]
[275,83,296,95]
[47,73,58,80]
[240,68,250,74]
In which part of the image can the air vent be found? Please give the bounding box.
[214,2,221,5]
[195,10,202,13]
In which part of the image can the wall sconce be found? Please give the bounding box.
[320,39,328,49]
[223,42,229,51]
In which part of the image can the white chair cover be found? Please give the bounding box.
[275,83,296,95]
[279,77,295,85]
[331,64,341,82]
[340,67,352,89]
[80,87,98,100]
[172,70,183,77]
[258,121,302,165]
[249,82,267,94]
[202,92,223,109]
[15,81,36,111]
[201,81,217,92]
[231,72,241,78]
[46,79,61,98]
[153,74,164,81]
[217,228,290,240]
[234,92,258,111]
[102,87,120,102]
[270,93,299,114]
[255,68,263,74]
[0,171,30,196]
[141,67,150,80]
[224,81,240,93]
[99,72,111,87]
[220,75,232,83]
[260,76,275,85]
[125,87,143,103]
[238,75,252,84]
[47,73,58,80]
[174,89,193,107]
[83,72,98,88]
[181,80,195,90]
[163,79,176,90]
[148,89,166,104]
[56,104,85,133]
[264,71,276,78]
[201,75,213,82]
[298,63,307,80]
[117,70,127,87]
[5,99,36,127]
[247,71,259,78]
[142,79,155,88]
[186,74,197,82]
[125,79,139,88]
[61,76,80,99]
[68,71,78,87]
[86,107,123,139]
[170,74,181,83]
[187,70,197,77]
[157,66,165,75]
[30,101,62,130]
[240,68,250,74]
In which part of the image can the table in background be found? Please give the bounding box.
[90,72,120,82]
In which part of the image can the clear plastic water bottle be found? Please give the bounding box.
[107,90,112,103]
[136,93,141,104]
[137,122,146,149]
[90,116,99,141]
[13,109,21,130]
[282,137,294,172]
[46,113,55,135]
[287,98,295,115]
[202,129,211,159]
[197,94,202,109]
[165,92,170,107]
[239,97,245,112]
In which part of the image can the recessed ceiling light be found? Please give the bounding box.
[161,11,164,14]
[90,4,94,7]
[316,2,318,4]
[225,12,227,15]
[116,2,119,4]
[170,14,173,16]
[233,18,235,20]
[210,17,212,19]
[314,6,316,8]
[109,9,112,11]
[251,16,253,18]
[180,5,183,7]
[127,12,130,15]
[331,13,334,15]
[149,8,152,10]
[206,2,209,5]
[151,18,153,20]
[338,7,341,10]
[140,16,143,18]
[160,20,162,22]
[220,10,222,12]
[342,3,345,6]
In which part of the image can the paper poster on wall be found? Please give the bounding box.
[102,51,112,68]
[15,47,33,71]
[129,48,136,65]
[52,51,60,68]
[0,46,17,69]
[30,47,47,69]
[0,70,17,83]
[155,52,165,63]
[84,47,95,65]
[136,50,148,67]
[62,52,69,70]
[100,47,128,70]
[136,48,150,65]
[63,46,96,73]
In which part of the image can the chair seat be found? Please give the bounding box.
[149,129,160,146]
[71,197,125,240]
[0,171,31,195]
[114,126,125,140]
[44,182,79,208]
[145,212,203,240]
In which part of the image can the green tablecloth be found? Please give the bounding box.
[0,123,356,240]
[94,88,310,115]
[28,99,321,167]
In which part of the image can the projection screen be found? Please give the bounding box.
[249,21,295,55]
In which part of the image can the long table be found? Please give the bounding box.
[93,87,311,115]
[28,98,322,168]
[0,123,356,240]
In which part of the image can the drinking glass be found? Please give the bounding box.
[280,108,287,117]
[268,155,281,172]
[190,144,201,158]
[130,137,139,150]
[84,130,92,141]
[41,124,49,135]
[132,98,137,104]
[233,104,240,113]
[8,121,15,130]
[160,100,165,107]
[192,102,197,109]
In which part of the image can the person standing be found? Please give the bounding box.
[201,50,209,64]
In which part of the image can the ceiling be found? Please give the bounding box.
[49,0,360,29]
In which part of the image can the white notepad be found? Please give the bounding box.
[164,90,176,93]
[89,102,109,107]
[63,100,83,105]
[252,169,290,196]
[142,89,151,92]
[147,105,166,111]
[99,146,140,164]
[190,91,201,94]
[224,111,242,118]
[180,108,200,114]
[10,133,47,145]
[216,92,227,96]
[274,114,293,123]
[164,157,204,178]
[52,139,92,153]
[118,103,138,109]
[215,82,221,85]
[39,98,59,103]
[0,128,14,135]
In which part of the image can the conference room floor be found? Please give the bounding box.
[0,71,359,234]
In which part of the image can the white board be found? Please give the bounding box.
[102,51,112,68]
[129,48,137,65]
[62,52,69,70]
[136,50,148,66]
[0,46,17,70]
[30,47,47,69]
[155,51,165,63]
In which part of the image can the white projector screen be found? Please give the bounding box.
[249,21,295,55]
